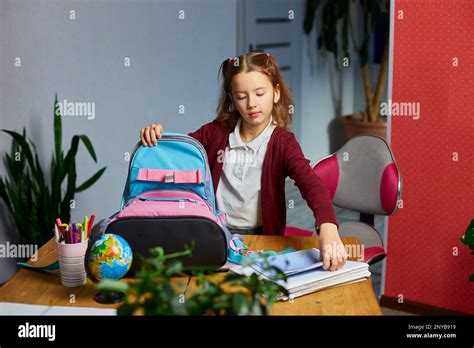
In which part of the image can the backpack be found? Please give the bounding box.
[90,132,231,274]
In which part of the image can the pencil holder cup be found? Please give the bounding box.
[56,240,88,287]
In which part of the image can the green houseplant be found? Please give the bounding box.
[460,219,474,282]
[304,0,390,139]
[0,94,106,246]
[97,246,289,316]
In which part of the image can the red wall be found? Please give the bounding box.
[385,0,474,314]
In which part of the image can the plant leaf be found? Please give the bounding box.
[61,135,79,181]
[76,166,106,192]
[232,293,250,315]
[53,93,62,162]
[96,279,130,293]
[303,0,322,34]
[77,135,98,162]
[1,130,37,178]
[0,176,12,212]
[342,7,350,61]
[60,136,80,222]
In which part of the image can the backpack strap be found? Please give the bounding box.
[227,234,295,265]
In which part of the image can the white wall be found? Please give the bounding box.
[298,2,385,164]
[0,0,387,240]
[0,0,238,227]
[299,33,357,164]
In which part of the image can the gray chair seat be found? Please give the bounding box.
[338,221,386,265]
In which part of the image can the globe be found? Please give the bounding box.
[87,234,133,281]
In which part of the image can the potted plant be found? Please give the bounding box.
[0,95,106,246]
[304,0,390,139]
[97,246,289,315]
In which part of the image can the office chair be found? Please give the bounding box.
[285,135,402,265]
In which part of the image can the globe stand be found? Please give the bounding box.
[94,291,124,304]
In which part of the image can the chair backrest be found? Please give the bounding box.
[314,135,401,215]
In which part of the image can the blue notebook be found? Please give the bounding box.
[250,248,323,277]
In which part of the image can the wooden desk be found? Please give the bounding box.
[0,235,382,315]
[0,238,188,309]
[187,235,382,315]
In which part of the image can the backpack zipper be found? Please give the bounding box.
[137,196,202,205]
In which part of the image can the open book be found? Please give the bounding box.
[230,248,371,301]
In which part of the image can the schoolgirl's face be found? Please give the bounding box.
[230,71,280,128]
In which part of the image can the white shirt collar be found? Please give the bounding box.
[229,116,275,151]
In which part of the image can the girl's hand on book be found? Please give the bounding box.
[318,223,348,271]
[140,123,164,146]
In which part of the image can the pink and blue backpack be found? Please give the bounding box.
[92,133,231,272]
[19,133,295,276]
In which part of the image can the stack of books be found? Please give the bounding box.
[230,248,371,301]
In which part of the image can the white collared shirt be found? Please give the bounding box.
[216,116,277,229]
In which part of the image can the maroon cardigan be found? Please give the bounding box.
[188,119,338,236]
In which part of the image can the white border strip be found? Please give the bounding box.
[381,0,396,299]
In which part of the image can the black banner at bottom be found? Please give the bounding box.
[0,315,472,346]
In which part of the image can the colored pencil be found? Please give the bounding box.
[83,215,89,241]
[69,224,73,244]
[88,215,95,238]
[55,218,64,239]
[72,223,77,243]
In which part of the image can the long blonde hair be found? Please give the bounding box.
[216,52,294,130]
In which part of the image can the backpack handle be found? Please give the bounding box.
[137,168,203,184]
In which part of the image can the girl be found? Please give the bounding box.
[140,52,347,271]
